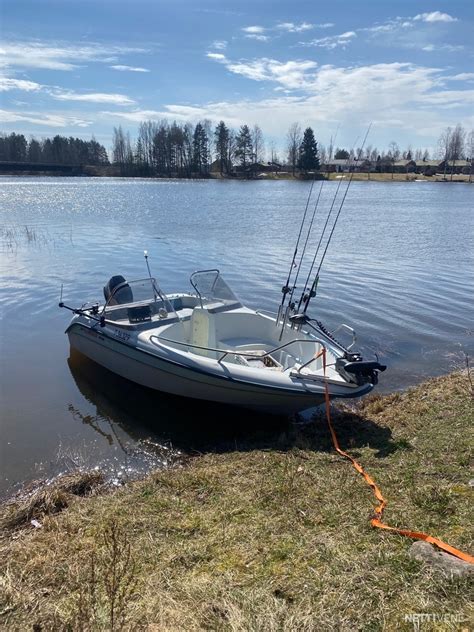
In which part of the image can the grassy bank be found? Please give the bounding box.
[1,372,473,630]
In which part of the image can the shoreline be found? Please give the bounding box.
[0,171,472,183]
[1,370,472,629]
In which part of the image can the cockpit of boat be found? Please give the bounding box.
[98,270,340,377]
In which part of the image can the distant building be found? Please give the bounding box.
[438,159,471,174]
[320,158,365,173]
[414,160,441,175]
[233,162,275,176]
[392,159,417,173]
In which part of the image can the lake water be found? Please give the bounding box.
[1,177,473,497]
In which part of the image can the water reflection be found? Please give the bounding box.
[67,349,289,458]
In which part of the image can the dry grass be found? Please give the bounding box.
[0,470,105,531]
[0,372,473,630]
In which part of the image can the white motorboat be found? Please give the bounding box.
[62,269,385,415]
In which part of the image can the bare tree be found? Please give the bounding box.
[268,140,281,175]
[449,124,466,160]
[467,130,474,183]
[112,126,126,165]
[286,122,302,176]
[319,143,327,166]
[251,125,264,163]
[448,123,466,180]
[438,126,452,178]
[387,141,400,161]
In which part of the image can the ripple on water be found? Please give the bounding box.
[0,177,473,497]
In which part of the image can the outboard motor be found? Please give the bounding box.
[103,275,133,305]
[336,356,386,386]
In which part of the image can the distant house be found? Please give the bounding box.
[233,162,275,177]
[393,159,416,173]
[210,158,232,174]
[267,161,282,173]
[415,160,442,175]
[438,159,471,174]
[321,158,365,173]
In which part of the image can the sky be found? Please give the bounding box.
[1,0,473,156]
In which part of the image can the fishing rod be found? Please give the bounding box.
[285,128,339,313]
[276,172,318,325]
[301,124,372,315]
[278,130,339,338]
[294,139,360,315]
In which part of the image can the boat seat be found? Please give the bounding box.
[189,307,217,358]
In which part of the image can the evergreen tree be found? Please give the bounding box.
[334,148,349,160]
[235,124,253,168]
[27,138,42,162]
[214,121,230,174]
[192,122,209,174]
[298,127,319,172]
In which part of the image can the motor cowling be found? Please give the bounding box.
[336,357,387,385]
[103,275,133,304]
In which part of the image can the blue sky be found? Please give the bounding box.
[1,0,473,155]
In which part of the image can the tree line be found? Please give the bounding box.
[1,121,472,176]
[0,132,109,165]
[113,120,473,177]
[111,120,270,177]
[112,120,323,177]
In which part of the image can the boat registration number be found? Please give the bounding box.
[113,328,131,342]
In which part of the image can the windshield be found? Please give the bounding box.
[102,277,177,323]
[190,269,241,309]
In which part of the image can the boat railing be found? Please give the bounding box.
[256,311,356,348]
[149,333,328,370]
[331,323,357,350]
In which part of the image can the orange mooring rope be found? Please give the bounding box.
[317,348,474,565]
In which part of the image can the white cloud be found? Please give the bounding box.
[448,73,474,81]
[52,91,135,105]
[422,44,464,53]
[187,59,474,139]
[245,34,270,42]
[0,40,148,71]
[211,40,227,50]
[0,108,91,127]
[276,22,314,33]
[0,76,42,92]
[300,31,356,49]
[215,57,318,89]
[364,18,413,34]
[206,52,227,61]
[110,65,150,72]
[242,26,265,34]
[0,73,136,106]
[414,11,458,23]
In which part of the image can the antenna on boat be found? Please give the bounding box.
[144,250,156,299]
[144,250,152,280]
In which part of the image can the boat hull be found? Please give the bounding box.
[67,324,372,415]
